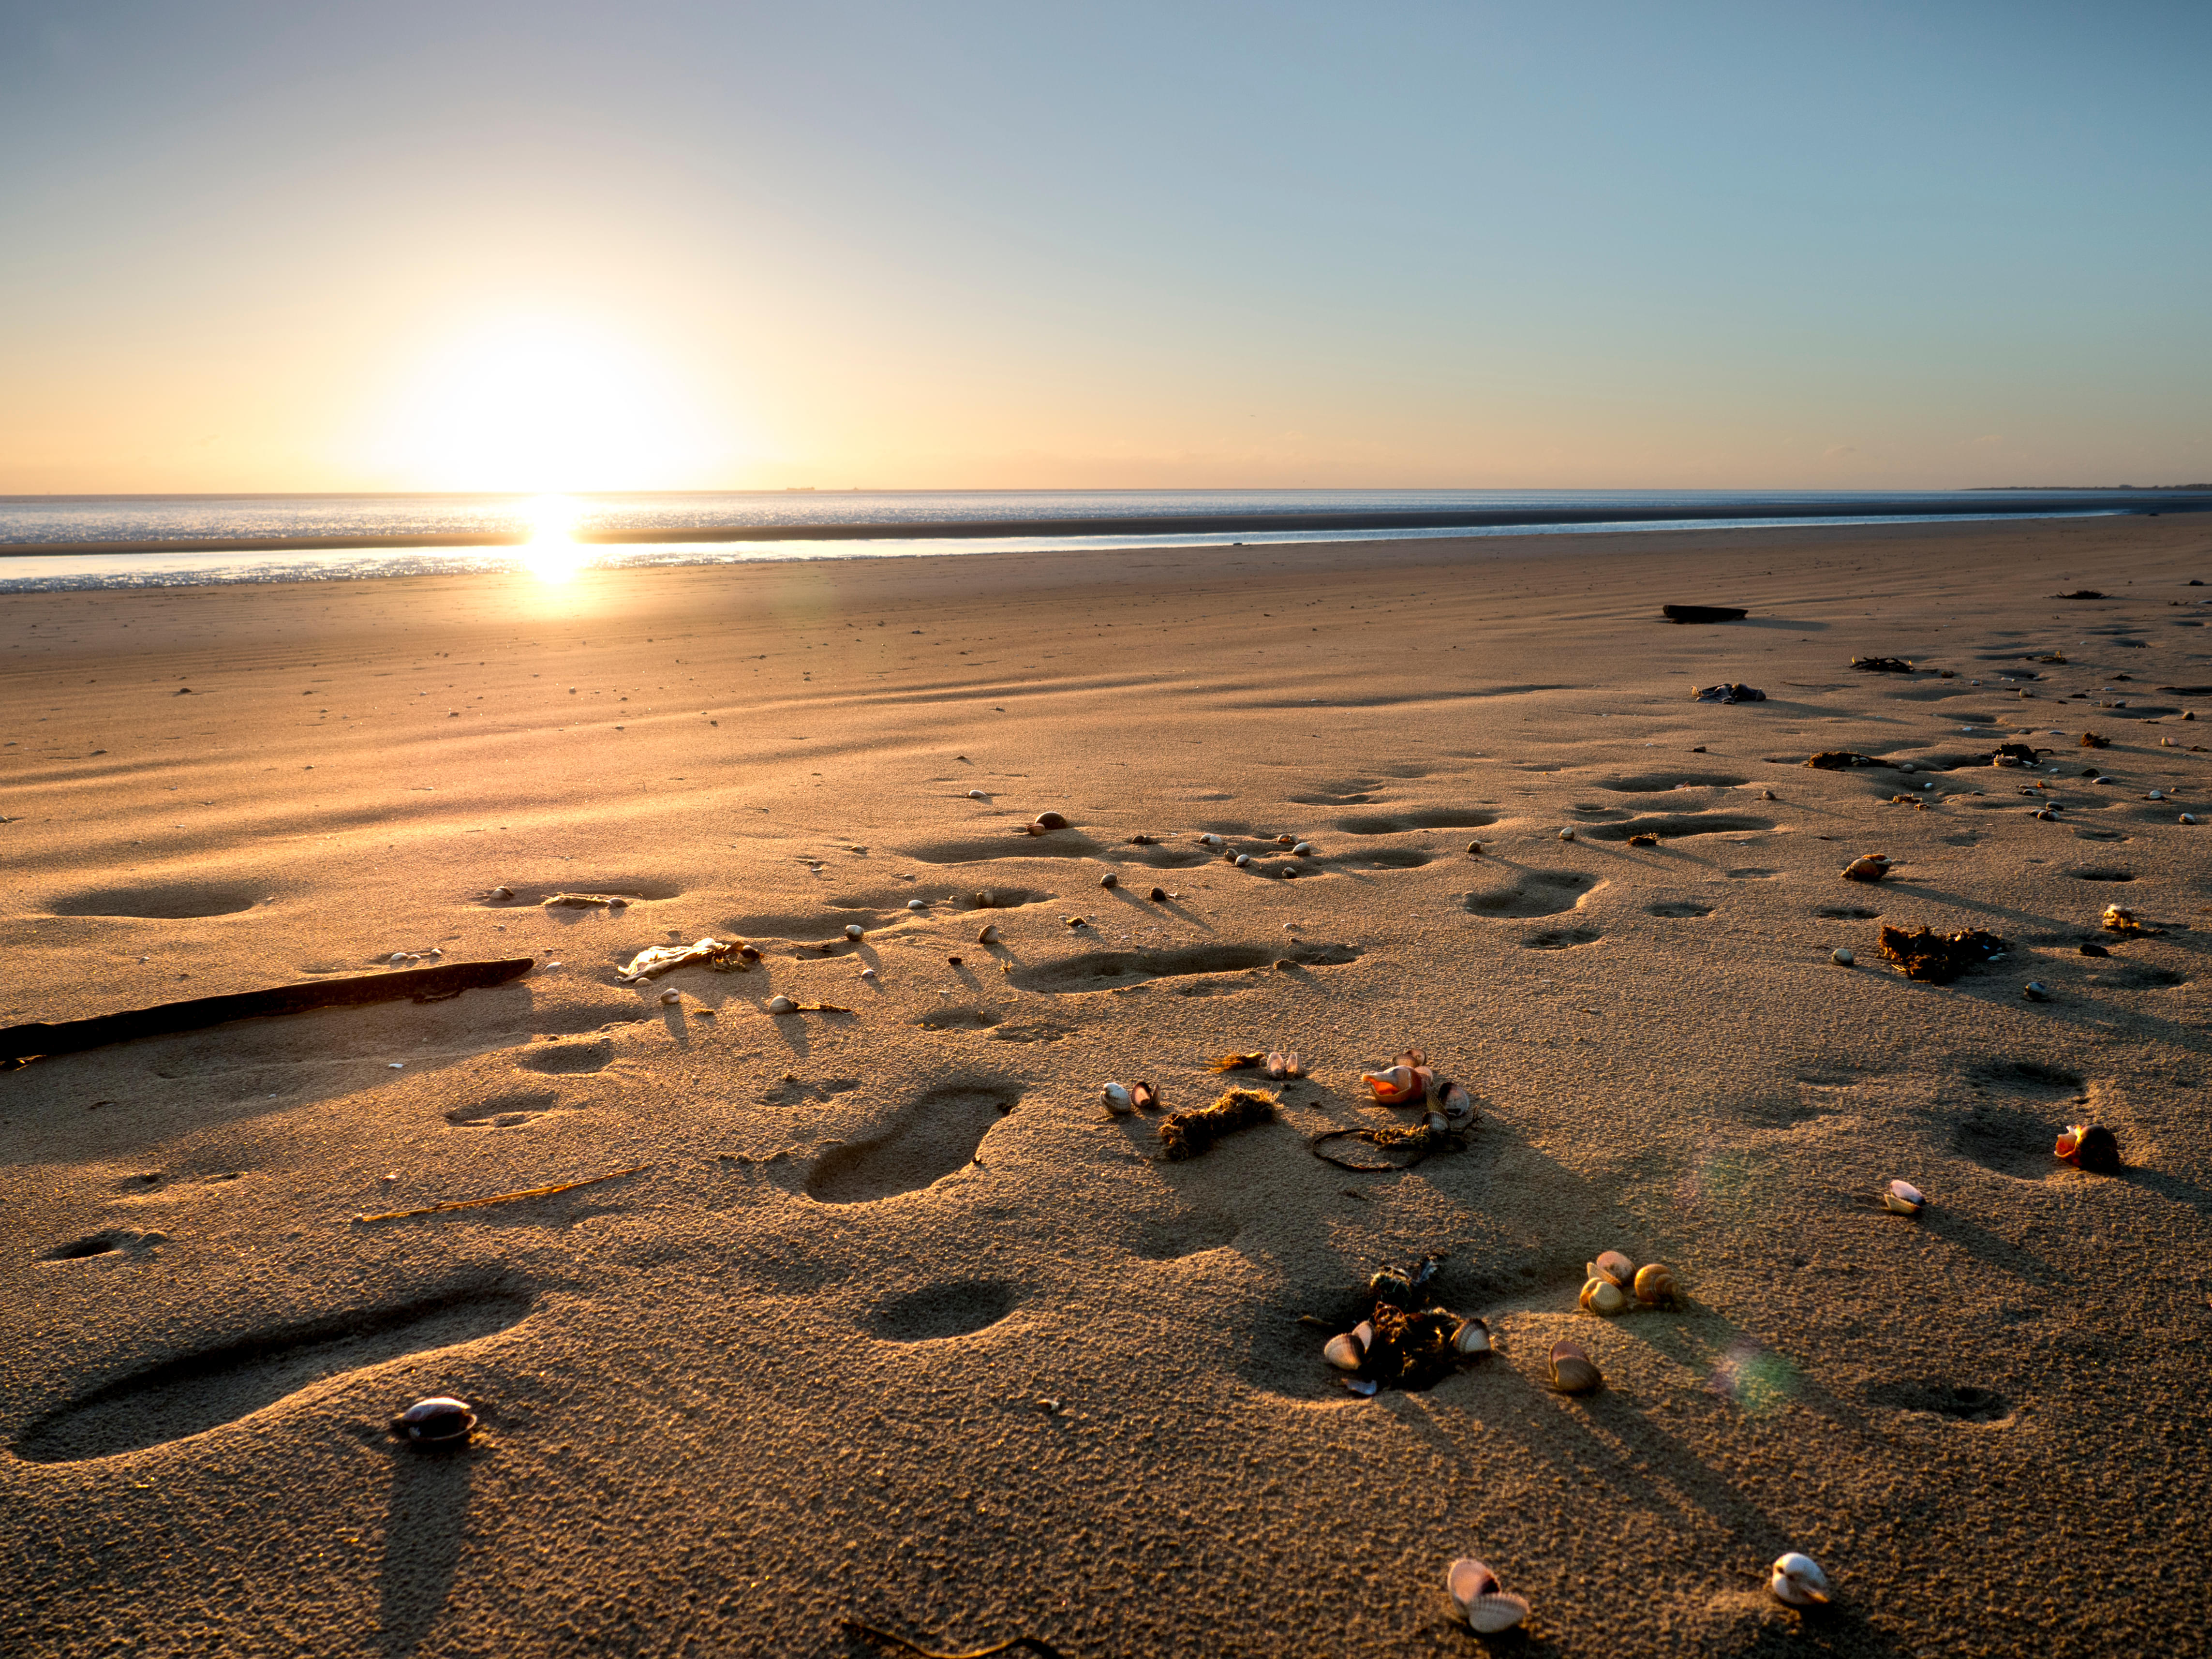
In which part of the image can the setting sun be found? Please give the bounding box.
[517,493,589,582]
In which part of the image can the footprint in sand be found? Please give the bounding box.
[1866,1379,2014,1424]
[48,879,268,919]
[804,1080,1020,1204]
[1010,942,1359,993]
[1522,927,1602,950]
[1646,901,1714,918]
[12,1287,534,1463]
[39,1229,167,1262]
[1330,810,1499,835]
[1580,812,1774,843]
[444,1087,561,1129]
[1597,770,1751,792]
[1462,870,1597,918]
[515,1037,615,1075]
[863,1280,1019,1342]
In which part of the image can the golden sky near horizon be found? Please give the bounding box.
[3,2,2207,495]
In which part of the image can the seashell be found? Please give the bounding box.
[1769,1552,1831,1607]
[1453,1317,1492,1356]
[966,789,987,800]
[1841,853,1891,883]
[1633,1262,1678,1306]
[1102,1083,1134,1115]
[1446,1558,1530,1633]
[1344,1377,1378,1396]
[1466,840,1484,855]
[1148,886,1168,902]
[766,995,796,1015]
[1233,853,1252,868]
[1579,1276,1628,1315]
[1832,947,1855,965]
[1276,834,1296,846]
[1033,812,1068,831]
[2183,814,2199,825]
[1264,1051,1288,1080]
[975,889,997,907]
[1361,1065,1425,1106]
[2022,980,2051,1002]
[976,924,1001,944]
[1322,1332,1364,1371]
[844,924,865,939]
[1282,1052,1305,1079]
[1438,1080,1474,1126]
[1881,1178,1925,1216]
[907,899,927,912]
[390,1396,476,1446]
[1424,1110,1449,1135]
[1199,832,1225,849]
[487,885,514,901]
[1293,842,1314,856]
[859,966,878,980]
[1589,1249,1635,1288]
[1065,915,1088,928]
[1548,1340,1601,1394]
[659,990,681,1005]
[1559,828,1576,842]
[2148,789,2166,800]
[1131,1081,1158,1111]
[2055,1122,2120,1173]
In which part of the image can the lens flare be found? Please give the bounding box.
[519,494,587,583]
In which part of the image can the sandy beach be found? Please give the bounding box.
[4,513,2210,1658]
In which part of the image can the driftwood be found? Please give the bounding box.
[1662,604,1748,623]
[0,957,535,1064]
[355,1165,646,1223]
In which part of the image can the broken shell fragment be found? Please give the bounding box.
[390,1396,476,1446]
[1881,1178,1926,1216]
[1548,1340,1601,1395]
[1633,1262,1678,1307]
[1769,1552,1831,1608]
[766,995,797,1015]
[1446,1558,1530,1634]
[1102,1083,1134,1116]
[1841,853,1892,883]
[1032,811,1068,831]
[1579,1276,1629,1315]
[1589,1249,1635,1288]
[1452,1317,1492,1356]
[1131,1081,1158,1111]
[2055,1122,2121,1173]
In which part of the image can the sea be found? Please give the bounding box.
[0,488,2176,591]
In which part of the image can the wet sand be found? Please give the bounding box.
[2,514,2209,1657]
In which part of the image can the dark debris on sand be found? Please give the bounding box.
[1158,1088,1276,1160]
[1878,924,2008,984]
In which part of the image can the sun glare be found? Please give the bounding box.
[372,315,724,493]
[519,493,588,583]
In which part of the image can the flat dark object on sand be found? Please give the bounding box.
[1662,605,1748,624]
[0,957,536,1063]
[2158,685,2212,695]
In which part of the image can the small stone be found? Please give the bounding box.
[1148,887,1168,902]
[1832,948,1855,966]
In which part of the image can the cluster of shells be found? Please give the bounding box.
[1577,1249,1679,1317]
[1442,1548,1830,1633]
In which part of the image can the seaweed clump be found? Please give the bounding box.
[1805,751,1895,771]
[1158,1087,1276,1161]
[1878,924,2007,984]
[1315,1256,1487,1394]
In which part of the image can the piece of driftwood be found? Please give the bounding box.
[0,957,536,1065]
[355,1165,646,1223]
[1662,604,1748,623]
[839,1622,1067,1659]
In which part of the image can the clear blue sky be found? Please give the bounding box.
[3,0,2206,492]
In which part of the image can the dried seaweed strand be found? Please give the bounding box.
[839,1620,1067,1659]
[1309,1124,1454,1172]
[1203,1051,1266,1074]
[355,1166,646,1223]
[1157,1087,1276,1159]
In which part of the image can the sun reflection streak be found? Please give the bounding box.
[519,495,588,582]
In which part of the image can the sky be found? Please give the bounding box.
[2,0,2208,495]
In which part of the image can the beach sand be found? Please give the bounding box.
[3,514,2209,1656]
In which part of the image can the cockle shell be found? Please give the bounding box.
[1099,872,1118,888]
[1633,1263,1678,1306]
[1559,828,1576,842]
[1131,1081,1158,1111]
[844,924,865,939]
[1293,842,1314,856]
[390,1396,476,1446]
[1881,1178,1925,1216]
[1438,1080,1474,1127]
[1832,947,1856,965]
[1579,1276,1628,1315]
[766,995,796,1014]
[1453,1317,1492,1356]
[1233,853,1252,868]
[1102,1083,1134,1115]
[859,966,878,980]
[1841,853,1891,883]
[1769,1552,1831,1607]
[1589,1250,1635,1288]
[906,899,927,912]
[1276,834,1296,846]
[659,990,681,1005]
[976,924,1001,944]
[1199,832,1225,849]
[1323,1332,1364,1371]
[1446,1558,1530,1633]
[965,789,987,800]
[1424,1111,1449,1135]
[1548,1341,1601,1394]
[1033,812,1068,831]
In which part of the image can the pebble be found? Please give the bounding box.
[1832,948,1855,966]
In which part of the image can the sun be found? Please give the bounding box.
[517,494,589,583]
[371,314,721,493]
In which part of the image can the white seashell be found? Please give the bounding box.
[1293,842,1313,856]
[1352,1319,1374,1350]
[1447,1559,1529,1633]
[1832,947,1855,965]
[1559,828,1575,842]
[1323,1333,1364,1371]
[1579,1276,1628,1315]
[1439,1080,1474,1126]
[1453,1317,1491,1356]
[966,789,987,800]
[659,990,681,1005]
[1199,833,1224,849]
[1882,1178,1925,1215]
[906,899,927,912]
[1769,1552,1831,1607]
[859,966,878,980]
[1233,853,1251,868]
[1099,872,1118,888]
[1102,1083,1134,1115]
[1424,1111,1448,1134]
[844,924,864,939]
[2183,814,2199,825]
[976,923,1001,944]
[1344,1377,1378,1396]
[766,995,796,1014]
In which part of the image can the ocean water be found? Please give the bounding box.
[0,488,2158,591]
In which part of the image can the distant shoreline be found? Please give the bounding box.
[6,491,2208,558]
